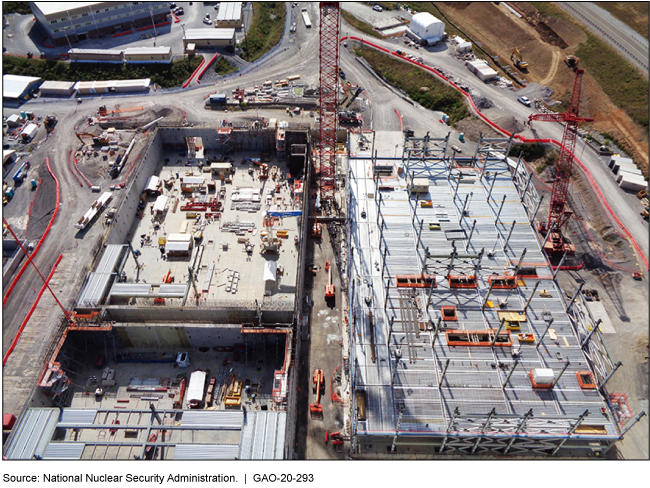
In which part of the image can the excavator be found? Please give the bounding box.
[76,131,110,146]
[309,369,324,417]
[325,260,335,299]
[565,55,580,71]
[251,159,269,178]
[511,47,529,70]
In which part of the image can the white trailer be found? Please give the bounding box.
[301,8,312,28]
[186,370,207,409]
[618,173,648,192]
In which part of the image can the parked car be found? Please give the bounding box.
[174,7,184,14]
[517,96,531,107]
[372,5,383,12]
[169,2,176,9]
[203,16,212,25]
[339,70,346,79]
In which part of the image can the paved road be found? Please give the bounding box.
[558,2,649,77]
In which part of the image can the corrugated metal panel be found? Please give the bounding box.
[109,283,152,296]
[77,272,114,308]
[181,410,243,429]
[239,413,255,459]
[263,412,278,459]
[58,409,97,427]
[158,284,187,297]
[165,242,191,252]
[252,412,267,459]
[4,408,59,459]
[274,413,287,460]
[173,444,239,460]
[95,245,126,274]
[43,443,85,460]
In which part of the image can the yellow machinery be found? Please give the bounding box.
[511,47,529,69]
[75,132,110,145]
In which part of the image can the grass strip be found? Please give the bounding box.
[240,2,286,62]
[2,55,203,89]
[355,45,469,123]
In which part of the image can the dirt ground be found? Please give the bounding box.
[438,2,649,174]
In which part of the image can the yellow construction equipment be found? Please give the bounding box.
[636,189,647,199]
[75,132,110,145]
[511,47,528,69]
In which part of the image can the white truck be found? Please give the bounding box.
[301,8,311,28]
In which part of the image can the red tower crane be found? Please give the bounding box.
[528,69,593,256]
[318,2,340,205]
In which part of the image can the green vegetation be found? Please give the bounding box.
[575,33,649,130]
[341,10,382,38]
[240,2,286,62]
[355,45,470,123]
[536,150,559,174]
[595,2,648,40]
[508,143,550,161]
[2,56,203,89]
[2,2,31,15]
[214,57,238,76]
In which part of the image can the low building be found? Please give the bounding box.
[5,114,22,127]
[123,46,172,63]
[38,80,76,97]
[183,28,236,48]
[407,12,445,46]
[73,79,150,94]
[68,48,123,63]
[216,2,243,28]
[3,74,42,101]
[3,149,17,166]
[30,2,169,47]
[466,59,498,82]
[409,177,430,193]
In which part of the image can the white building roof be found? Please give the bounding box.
[69,48,123,56]
[410,12,444,37]
[153,194,168,213]
[33,2,101,16]
[3,74,41,99]
[39,80,76,91]
[216,2,243,22]
[123,46,172,56]
[185,28,236,41]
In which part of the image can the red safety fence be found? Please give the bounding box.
[73,154,92,187]
[341,36,648,270]
[68,148,84,187]
[113,30,133,37]
[196,52,219,84]
[136,21,170,32]
[3,157,61,306]
[41,37,55,48]
[182,57,206,88]
[3,254,63,367]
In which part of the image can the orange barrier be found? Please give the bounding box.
[3,254,63,366]
[394,108,403,131]
[68,148,84,187]
[182,58,206,88]
[3,157,60,306]
[196,52,219,84]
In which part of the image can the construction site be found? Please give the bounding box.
[2,3,647,462]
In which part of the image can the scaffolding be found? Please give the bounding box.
[347,133,638,457]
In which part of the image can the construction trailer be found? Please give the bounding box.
[347,131,638,457]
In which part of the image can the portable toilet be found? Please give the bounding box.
[459,133,465,142]
[31,179,38,189]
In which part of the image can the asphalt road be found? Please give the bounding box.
[558,2,649,77]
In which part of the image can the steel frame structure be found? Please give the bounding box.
[528,70,593,235]
[318,2,340,203]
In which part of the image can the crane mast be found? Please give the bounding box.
[528,69,593,255]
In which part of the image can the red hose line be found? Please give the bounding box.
[344,36,648,270]
[3,254,63,366]
[3,157,60,306]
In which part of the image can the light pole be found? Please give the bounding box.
[149,3,158,38]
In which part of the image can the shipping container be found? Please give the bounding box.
[618,173,648,192]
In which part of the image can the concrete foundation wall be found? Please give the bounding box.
[158,127,276,153]
[114,324,245,349]
[105,305,293,324]
[106,131,165,245]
